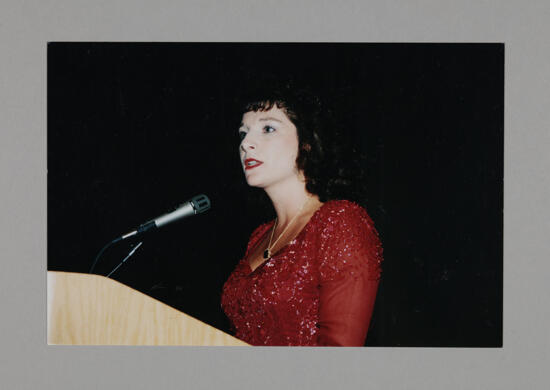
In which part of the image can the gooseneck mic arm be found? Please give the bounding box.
[106,242,143,278]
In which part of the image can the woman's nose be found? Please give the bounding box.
[241,137,256,151]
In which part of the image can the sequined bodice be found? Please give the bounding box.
[221,200,383,346]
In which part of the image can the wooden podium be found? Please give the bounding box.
[47,271,248,346]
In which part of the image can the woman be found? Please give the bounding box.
[221,85,383,346]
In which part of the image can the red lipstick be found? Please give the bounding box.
[244,158,263,170]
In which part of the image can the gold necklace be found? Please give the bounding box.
[263,197,310,260]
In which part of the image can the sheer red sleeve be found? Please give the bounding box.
[317,201,383,346]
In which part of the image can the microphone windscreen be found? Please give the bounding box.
[191,194,211,214]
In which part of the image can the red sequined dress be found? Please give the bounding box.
[221,200,383,346]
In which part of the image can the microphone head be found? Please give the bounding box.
[190,194,211,214]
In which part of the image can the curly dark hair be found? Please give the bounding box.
[237,80,369,206]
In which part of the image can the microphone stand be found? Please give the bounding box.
[89,237,122,273]
[88,194,210,274]
[89,221,153,274]
[89,235,143,277]
[106,242,143,278]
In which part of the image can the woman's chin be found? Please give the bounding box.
[245,178,263,188]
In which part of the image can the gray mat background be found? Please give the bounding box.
[1,0,549,388]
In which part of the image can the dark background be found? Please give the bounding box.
[48,43,503,347]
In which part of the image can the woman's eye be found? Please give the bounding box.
[263,125,276,133]
[238,131,247,140]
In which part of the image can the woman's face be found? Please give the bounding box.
[238,106,302,190]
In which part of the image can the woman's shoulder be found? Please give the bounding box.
[316,199,383,281]
[321,199,364,211]
[317,199,375,227]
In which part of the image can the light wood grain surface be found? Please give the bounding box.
[47,271,248,346]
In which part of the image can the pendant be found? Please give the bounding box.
[263,248,271,260]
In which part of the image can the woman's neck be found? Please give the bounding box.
[264,176,320,228]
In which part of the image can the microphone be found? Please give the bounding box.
[90,194,210,276]
[89,194,210,274]
[120,194,211,240]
